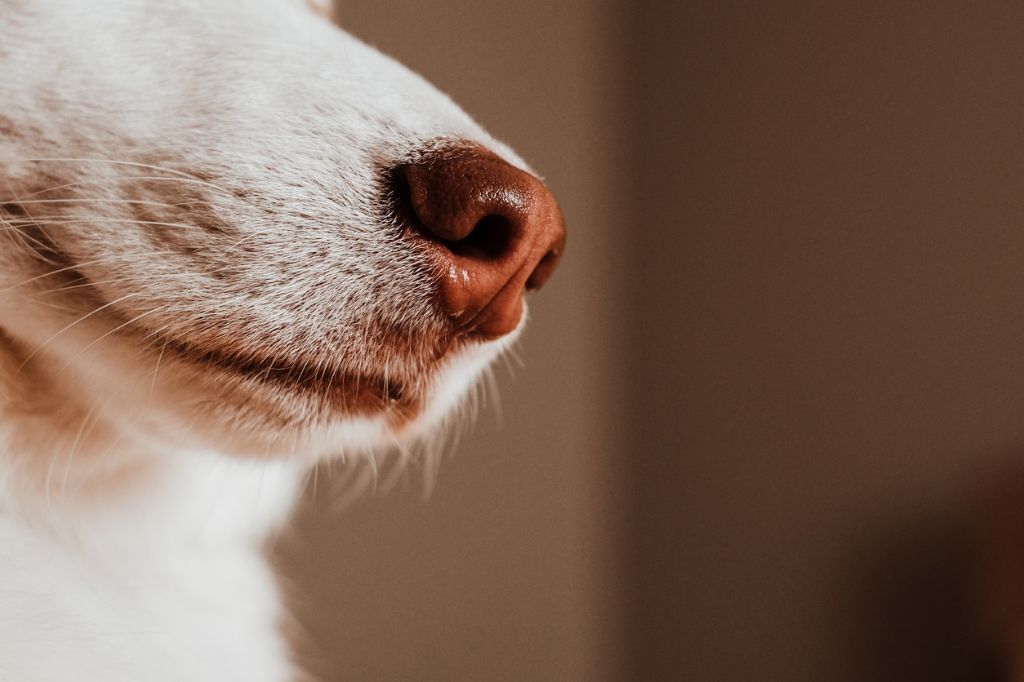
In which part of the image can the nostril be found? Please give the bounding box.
[526,247,562,291]
[444,215,516,261]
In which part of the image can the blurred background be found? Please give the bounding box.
[279,2,1024,680]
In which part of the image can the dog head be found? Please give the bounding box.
[0,0,564,461]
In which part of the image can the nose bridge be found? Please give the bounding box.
[314,33,503,161]
[353,43,490,146]
[393,143,566,339]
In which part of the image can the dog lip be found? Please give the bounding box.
[159,336,416,415]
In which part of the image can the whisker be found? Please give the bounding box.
[148,338,171,408]
[9,175,236,201]
[0,222,62,264]
[2,258,118,292]
[2,157,235,196]
[3,217,207,231]
[4,197,203,210]
[56,305,171,376]
[19,292,141,368]
[27,277,135,299]
[60,403,103,506]
[482,365,503,430]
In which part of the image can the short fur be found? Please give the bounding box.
[0,1,533,679]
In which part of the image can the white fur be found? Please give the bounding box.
[0,1,532,679]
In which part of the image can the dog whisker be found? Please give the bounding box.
[17,292,142,368]
[2,158,236,197]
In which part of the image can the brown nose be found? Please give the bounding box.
[393,146,566,338]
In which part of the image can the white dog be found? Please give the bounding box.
[0,1,565,679]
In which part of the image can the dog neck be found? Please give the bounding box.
[0,328,305,554]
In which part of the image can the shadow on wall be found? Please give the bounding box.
[846,461,1024,682]
[850,506,998,681]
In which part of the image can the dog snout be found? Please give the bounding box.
[394,146,566,338]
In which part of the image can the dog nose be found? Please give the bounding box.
[394,146,566,338]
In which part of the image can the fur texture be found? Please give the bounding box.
[0,1,532,679]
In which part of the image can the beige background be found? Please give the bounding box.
[280,2,1024,680]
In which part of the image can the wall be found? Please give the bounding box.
[627,2,1024,680]
[283,2,1024,680]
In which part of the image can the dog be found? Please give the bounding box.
[0,0,565,679]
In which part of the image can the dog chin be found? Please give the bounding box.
[154,321,522,462]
